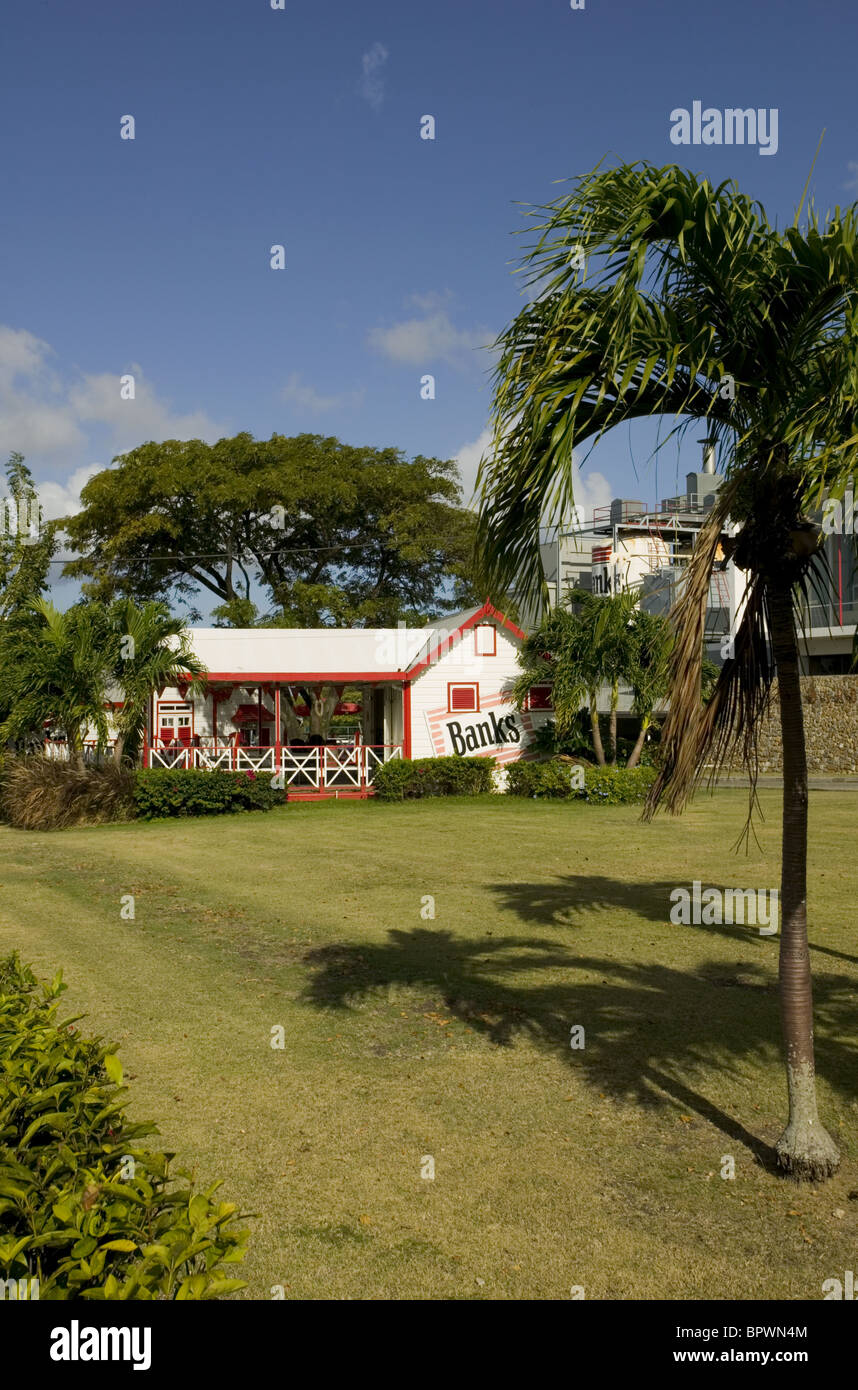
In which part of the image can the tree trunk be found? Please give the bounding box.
[112,732,126,766]
[768,582,839,1180]
[626,712,650,769]
[609,681,619,764]
[588,691,605,765]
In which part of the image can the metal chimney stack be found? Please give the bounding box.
[699,437,717,474]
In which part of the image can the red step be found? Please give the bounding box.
[286,788,374,802]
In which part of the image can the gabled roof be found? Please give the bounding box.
[179,601,526,683]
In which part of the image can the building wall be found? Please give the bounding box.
[409,619,548,761]
[732,676,858,773]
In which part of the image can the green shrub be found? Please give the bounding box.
[0,757,135,831]
[582,764,657,804]
[505,759,579,798]
[0,954,249,1300]
[132,768,283,820]
[505,758,657,803]
[372,755,495,800]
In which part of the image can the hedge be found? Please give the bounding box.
[0,953,249,1300]
[132,768,283,820]
[372,755,495,800]
[505,758,657,804]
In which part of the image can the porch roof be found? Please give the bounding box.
[179,626,428,680]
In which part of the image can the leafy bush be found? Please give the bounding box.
[0,953,249,1300]
[505,758,657,803]
[505,759,580,798]
[372,755,495,800]
[132,768,283,820]
[0,756,135,831]
[582,764,658,804]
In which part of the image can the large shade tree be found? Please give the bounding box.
[477,161,858,1180]
[62,433,479,626]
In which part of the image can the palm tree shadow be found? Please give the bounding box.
[492,871,858,968]
[301,903,856,1175]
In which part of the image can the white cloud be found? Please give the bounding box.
[368,310,493,370]
[37,464,103,522]
[454,427,492,506]
[280,373,364,414]
[359,42,389,111]
[0,325,228,514]
[846,161,858,192]
[567,469,613,526]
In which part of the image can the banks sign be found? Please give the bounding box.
[424,697,535,761]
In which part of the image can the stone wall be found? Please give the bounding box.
[750,676,858,773]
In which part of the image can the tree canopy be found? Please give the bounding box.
[62,433,480,626]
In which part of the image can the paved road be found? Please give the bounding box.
[713,776,858,791]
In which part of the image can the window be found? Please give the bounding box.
[474,624,496,656]
[525,686,553,710]
[448,683,479,712]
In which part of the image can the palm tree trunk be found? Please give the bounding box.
[112,732,126,766]
[609,681,619,764]
[768,582,839,1180]
[588,691,605,765]
[626,713,650,769]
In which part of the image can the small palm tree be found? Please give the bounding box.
[478,161,858,1180]
[510,603,604,760]
[109,600,207,764]
[0,600,114,766]
[624,609,673,767]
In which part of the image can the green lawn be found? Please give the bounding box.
[1,791,856,1300]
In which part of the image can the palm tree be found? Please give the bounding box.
[0,599,114,766]
[109,600,207,764]
[477,161,858,1180]
[624,608,673,768]
[511,602,605,762]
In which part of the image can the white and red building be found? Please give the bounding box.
[137,602,551,798]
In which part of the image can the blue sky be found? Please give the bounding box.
[2,0,857,613]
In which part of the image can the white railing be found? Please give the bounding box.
[43,740,114,764]
[145,743,402,791]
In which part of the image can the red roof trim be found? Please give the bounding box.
[178,672,407,683]
[404,600,525,681]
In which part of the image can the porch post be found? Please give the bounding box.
[274,684,282,772]
[403,681,412,759]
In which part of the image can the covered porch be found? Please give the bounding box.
[143,675,408,798]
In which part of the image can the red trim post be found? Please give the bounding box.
[274,684,282,769]
[403,681,412,760]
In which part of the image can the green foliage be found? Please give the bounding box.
[63,433,480,626]
[0,600,115,760]
[132,768,283,819]
[0,757,135,831]
[505,758,657,803]
[110,599,207,763]
[0,954,249,1299]
[0,453,58,626]
[582,764,658,804]
[372,755,495,800]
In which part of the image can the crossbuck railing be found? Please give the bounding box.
[146,743,402,790]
